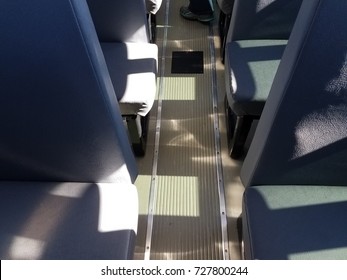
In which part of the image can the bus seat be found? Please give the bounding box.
[224,0,302,158]
[216,0,235,62]
[87,0,150,43]
[241,0,347,259]
[87,0,158,156]
[0,0,138,259]
[217,0,234,15]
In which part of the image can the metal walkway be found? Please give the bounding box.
[134,0,243,260]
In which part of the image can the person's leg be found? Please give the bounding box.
[180,0,214,22]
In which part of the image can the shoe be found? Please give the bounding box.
[180,6,214,23]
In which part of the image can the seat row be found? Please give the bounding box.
[0,0,156,259]
[88,0,158,157]
[224,0,347,259]
[222,0,302,158]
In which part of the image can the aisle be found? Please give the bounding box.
[134,0,243,260]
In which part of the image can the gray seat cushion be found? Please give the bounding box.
[225,39,287,115]
[0,182,138,259]
[102,42,158,116]
[243,185,347,259]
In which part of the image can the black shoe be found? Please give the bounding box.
[180,6,214,22]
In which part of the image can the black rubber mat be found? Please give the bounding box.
[171,51,204,74]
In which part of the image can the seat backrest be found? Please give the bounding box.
[227,0,303,41]
[217,0,235,15]
[0,0,138,183]
[87,0,150,43]
[241,0,347,187]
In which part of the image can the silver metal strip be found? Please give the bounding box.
[144,0,170,260]
[209,23,230,260]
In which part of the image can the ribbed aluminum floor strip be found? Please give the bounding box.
[141,0,228,260]
[208,22,230,260]
[144,0,171,261]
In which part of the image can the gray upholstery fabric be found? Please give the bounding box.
[101,42,158,116]
[88,0,158,118]
[225,40,287,115]
[87,0,150,43]
[241,0,347,187]
[0,182,138,259]
[241,0,347,260]
[243,185,347,259]
[223,0,301,127]
[0,0,139,259]
[0,0,138,183]
[217,0,234,15]
[227,0,303,42]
